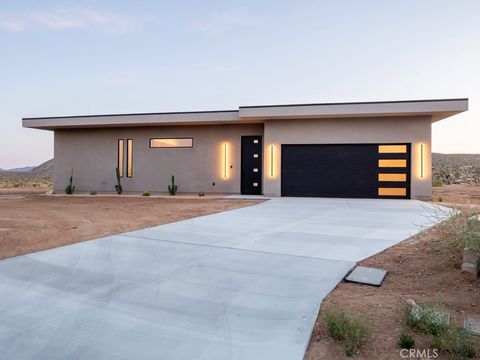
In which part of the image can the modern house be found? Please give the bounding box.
[23,98,468,200]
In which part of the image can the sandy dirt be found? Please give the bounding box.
[305,185,480,360]
[0,189,261,260]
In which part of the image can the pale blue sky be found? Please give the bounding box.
[1,0,478,168]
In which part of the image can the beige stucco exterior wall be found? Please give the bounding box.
[263,116,432,200]
[54,124,263,194]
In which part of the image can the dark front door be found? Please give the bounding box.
[241,136,262,195]
[281,144,410,199]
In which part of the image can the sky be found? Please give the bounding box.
[0,0,479,169]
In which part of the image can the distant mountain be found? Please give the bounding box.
[433,153,480,185]
[7,166,35,173]
[0,159,53,188]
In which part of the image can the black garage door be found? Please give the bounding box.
[281,144,410,199]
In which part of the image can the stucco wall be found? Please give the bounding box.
[262,116,432,200]
[54,124,263,194]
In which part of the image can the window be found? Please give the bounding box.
[127,139,133,178]
[150,138,193,148]
[378,145,407,153]
[117,139,124,177]
[378,159,407,168]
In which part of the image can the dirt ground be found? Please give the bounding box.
[305,185,480,360]
[0,189,261,260]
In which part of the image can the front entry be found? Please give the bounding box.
[241,136,262,195]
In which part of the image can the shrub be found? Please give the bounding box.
[168,175,177,195]
[432,179,444,187]
[142,191,150,197]
[325,309,373,357]
[437,196,443,202]
[398,333,416,349]
[90,191,97,195]
[115,167,123,195]
[430,327,476,359]
[65,169,75,195]
[198,192,205,197]
[405,301,449,336]
[325,310,349,341]
[430,207,480,257]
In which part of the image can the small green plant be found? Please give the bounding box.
[325,310,349,341]
[90,191,97,195]
[65,169,75,195]
[168,175,178,196]
[430,327,476,359]
[405,301,449,336]
[437,196,443,202]
[142,191,150,197]
[398,333,416,349]
[198,192,205,197]
[432,179,444,187]
[115,167,123,195]
[325,309,373,357]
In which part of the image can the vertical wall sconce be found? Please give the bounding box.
[270,145,274,178]
[223,142,228,179]
[420,144,424,178]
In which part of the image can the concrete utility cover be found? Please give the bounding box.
[464,314,480,336]
[345,266,388,286]
[0,198,448,360]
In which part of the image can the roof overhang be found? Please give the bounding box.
[22,98,468,130]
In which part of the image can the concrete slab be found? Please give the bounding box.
[0,197,447,360]
[345,266,388,286]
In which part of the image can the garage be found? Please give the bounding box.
[281,144,410,199]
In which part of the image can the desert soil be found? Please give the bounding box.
[305,185,480,360]
[0,189,261,260]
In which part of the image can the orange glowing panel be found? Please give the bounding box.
[117,139,124,177]
[378,145,407,153]
[127,139,133,178]
[378,159,407,168]
[378,188,407,196]
[150,138,193,148]
[378,173,407,182]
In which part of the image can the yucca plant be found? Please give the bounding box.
[65,169,75,195]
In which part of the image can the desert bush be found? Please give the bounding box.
[142,191,150,197]
[405,301,449,336]
[65,169,75,195]
[324,309,373,357]
[437,196,444,202]
[90,191,97,195]
[429,206,480,256]
[115,167,123,195]
[430,327,476,359]
[398,333,416,349]
[432,178,444,187]
[168,175,177,195]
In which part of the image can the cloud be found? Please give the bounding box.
[193,8,263,35]
[0,9,137,33]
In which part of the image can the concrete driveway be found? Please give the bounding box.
[0,198,443,360]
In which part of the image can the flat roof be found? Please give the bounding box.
[22,98,468,130]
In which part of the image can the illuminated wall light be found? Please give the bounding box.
[420,144,424,179]
[270,145,274,178]
[223,143,228,179]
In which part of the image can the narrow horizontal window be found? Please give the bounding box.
[150,138,193,148]
[378,188,407,196]
[127,139,133,178]
[117,139,124,178]
[378,145,407,153]
[378,173,407,182]
[378,159,407,168]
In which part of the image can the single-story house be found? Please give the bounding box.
[23,98,468,200]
